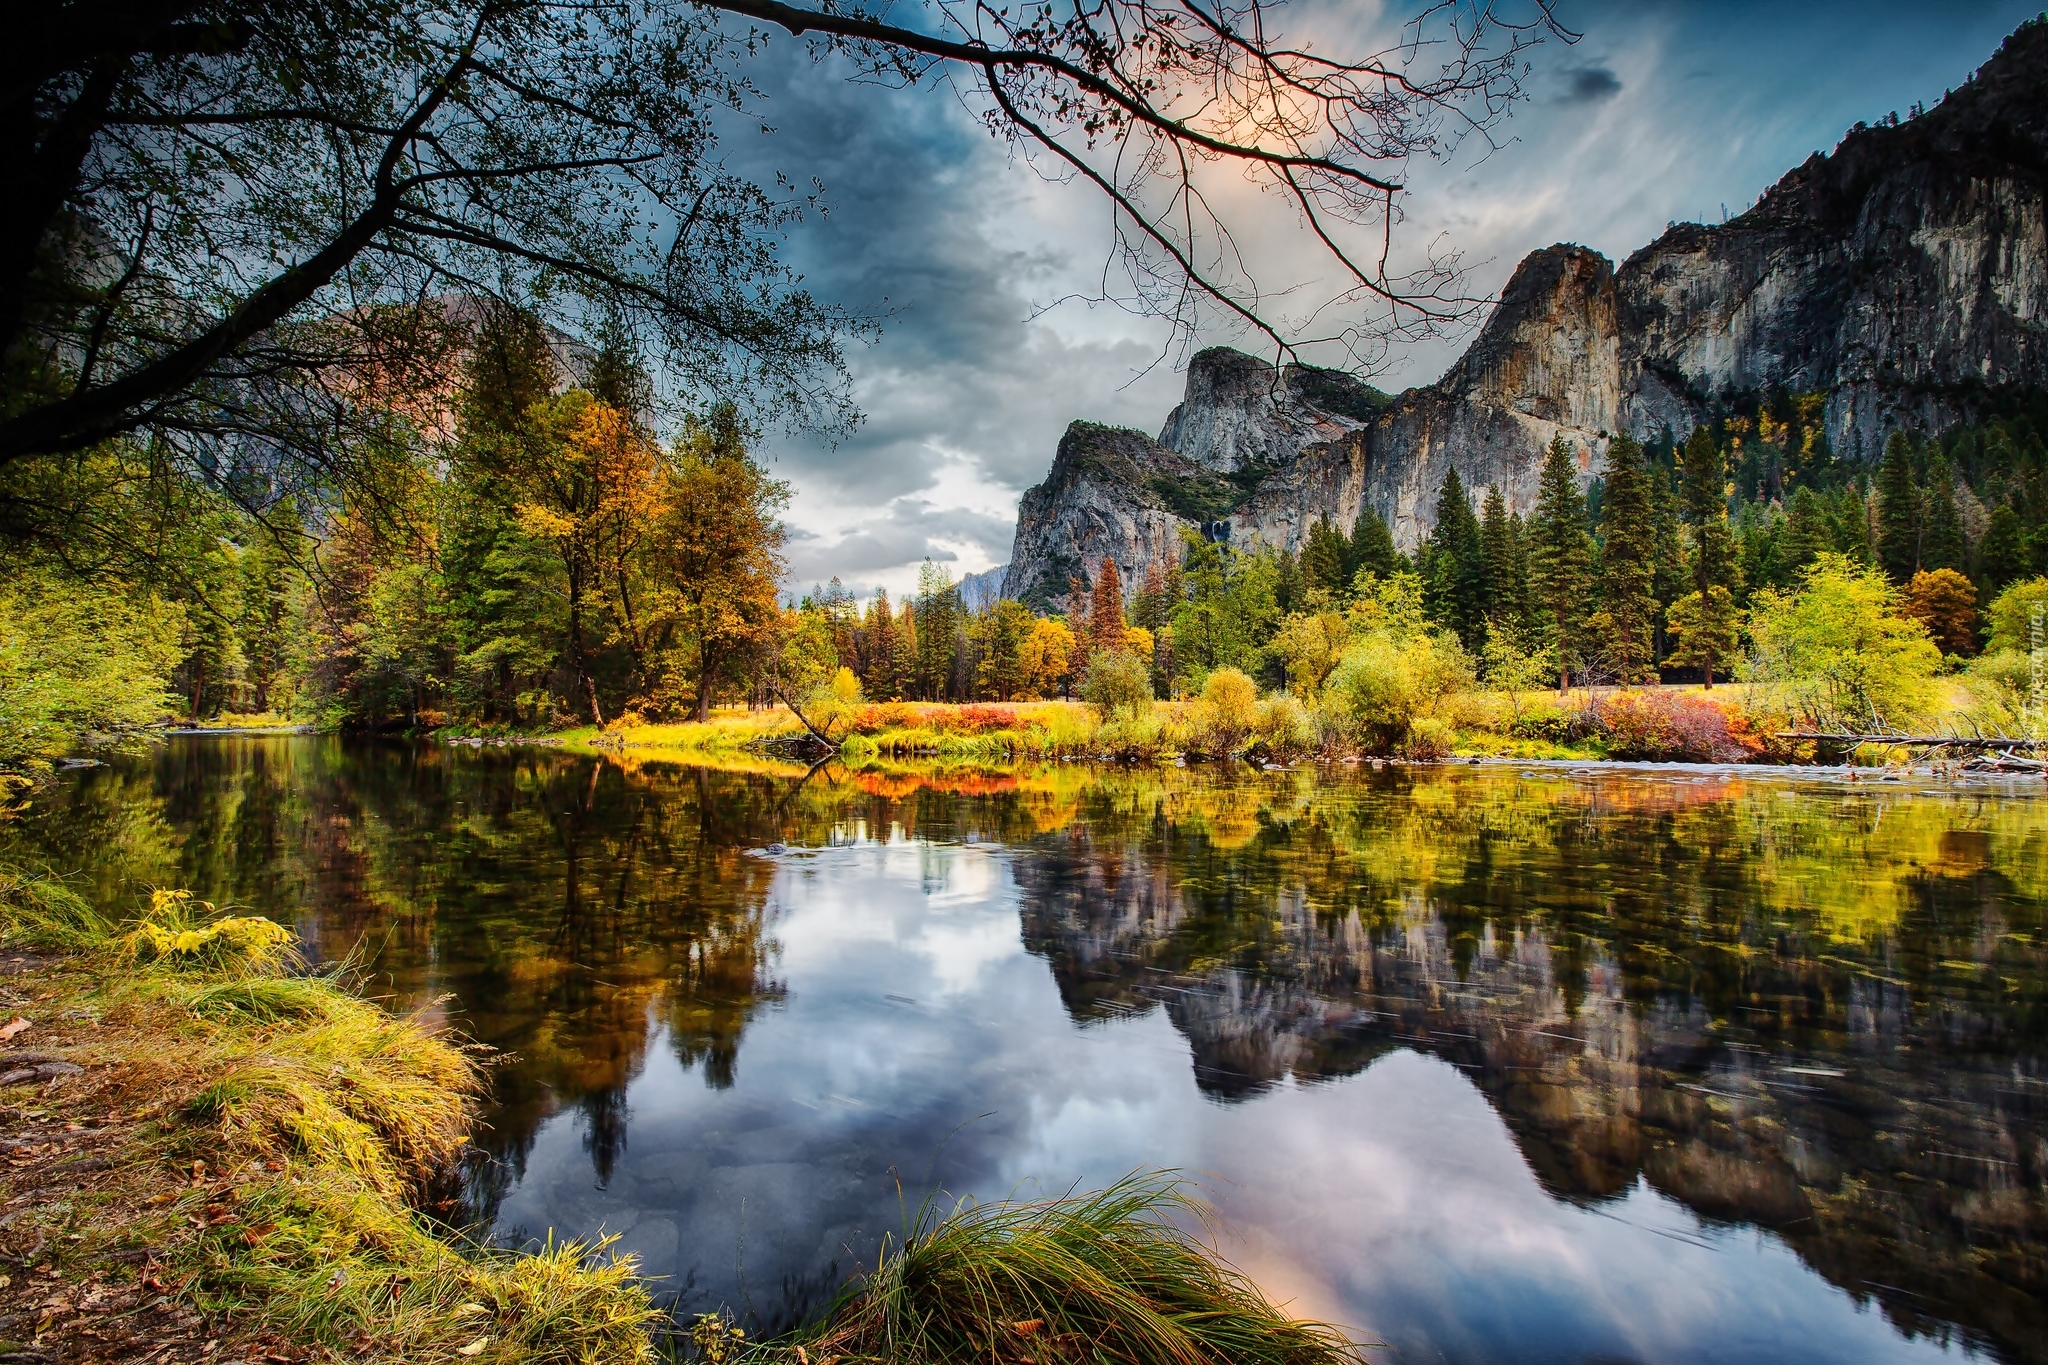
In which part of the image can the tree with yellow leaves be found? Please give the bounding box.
[505,390,662,723]
[646,404,791,722]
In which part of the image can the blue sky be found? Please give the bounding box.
[721,1,2043,596]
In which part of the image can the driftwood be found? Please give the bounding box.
[766,681,840,749]
[1775,733,2044,750]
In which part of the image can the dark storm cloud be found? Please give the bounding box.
[705,41,1180,587]
[1558,65,1622,104]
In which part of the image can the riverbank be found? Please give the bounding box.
[0,873,1358,1365]
[536,680,2004,770]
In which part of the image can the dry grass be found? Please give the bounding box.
[0,873,659,1364]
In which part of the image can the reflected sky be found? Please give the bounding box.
[495,836,1978,1363]
[6,739,2041,1364]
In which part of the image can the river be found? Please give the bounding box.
[6,736,2044,1364]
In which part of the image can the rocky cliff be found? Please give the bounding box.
[1005,18,2048,596]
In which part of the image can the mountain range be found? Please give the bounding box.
[997,18,2048,610]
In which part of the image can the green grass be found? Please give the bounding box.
[802,1173,1360,1365]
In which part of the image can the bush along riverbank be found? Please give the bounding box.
[0,872,1359,1365]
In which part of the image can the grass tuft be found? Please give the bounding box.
[804,1172,1360,1365]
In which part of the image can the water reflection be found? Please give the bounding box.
[3,739,2043,1363]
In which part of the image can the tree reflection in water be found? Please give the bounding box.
[4,740,2043,1360]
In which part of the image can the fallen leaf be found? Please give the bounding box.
[457,1336,491,1356]
[1009,1320,1044,1338]
[0,1017,31,1041]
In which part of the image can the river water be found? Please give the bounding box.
[6,736,2045,1364]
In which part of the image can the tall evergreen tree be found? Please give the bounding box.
[862,589,899,699]
[1591,434,1661,682]
[1876,431,1921,582]
[1090,558,1129,656]
[1478,484,1526,632]
[1918,449,1966,573]
[1348,505,1402,583]
[1668,425,1741,685]
[1528,435,1594,686]
[912,560,963,700]
[1302,518,1349,596]
[1978,499,2029,593]
[1780,486,1830,578]
[1424,465,1486,649]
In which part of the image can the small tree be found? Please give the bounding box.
[1020,618,1075,700]
[1190,667,1259,753]
[1665,586,1741,686]
[1081,649,1153,720]
[1899,568,1978,657]
[1744,553,1940,734]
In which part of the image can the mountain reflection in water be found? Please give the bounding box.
[6,737,2043,1364]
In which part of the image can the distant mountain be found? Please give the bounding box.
[1006,18,2048,609]
[956,565,1009,612]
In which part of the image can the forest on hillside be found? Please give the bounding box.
[7,287,2047,778]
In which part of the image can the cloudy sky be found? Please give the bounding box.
[716,0,2041,598]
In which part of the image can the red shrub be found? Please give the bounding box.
[1596,690,1747,763]
[850,702,921,733]
[950,704,1021,733]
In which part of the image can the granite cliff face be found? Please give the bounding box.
[1004,19,2048,592]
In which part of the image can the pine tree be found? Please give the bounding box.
[1669,426,1741,685]
[863,589,899,699]
[1425,465,1486,649]
[1347,505,1401,583]
[1528,436,1593,686]
[1978,499,2029,593]
[1090,558,1128,656]
[1479,484,1524,633]
[1781,485,1829,577]
[1918,449,1966,573]
[1876,431,1921,582]
[1591,434,1661,682]
[1273,548,1304,614]
[1302,518,1348,596]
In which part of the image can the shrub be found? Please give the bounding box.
[1083,649,1154,719]
[1401,717,1456,760]
[952,703,1021,733]
[804,1172,1357,1365]
[1596,690,1745,763]
[1506,700,1599,743]
[1189,667,1259,753]
[1744,554,1940,733]
[1982,576,2048,654]
[1325,628,1475,755]
[1251,694,1316,758]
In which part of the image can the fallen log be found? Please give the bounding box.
[1775,733,2044,750]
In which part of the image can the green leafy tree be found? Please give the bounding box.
[0,567,184,776]
[1169,533,1279,690]
[1744,553,1941,733]
[1528,435,1594,687]
[1590,435,1661,683]
[971,599,1039,701]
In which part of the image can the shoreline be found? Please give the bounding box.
[0,878,1359,1365]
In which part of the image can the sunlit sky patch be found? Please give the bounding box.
[718,0,2039,598]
